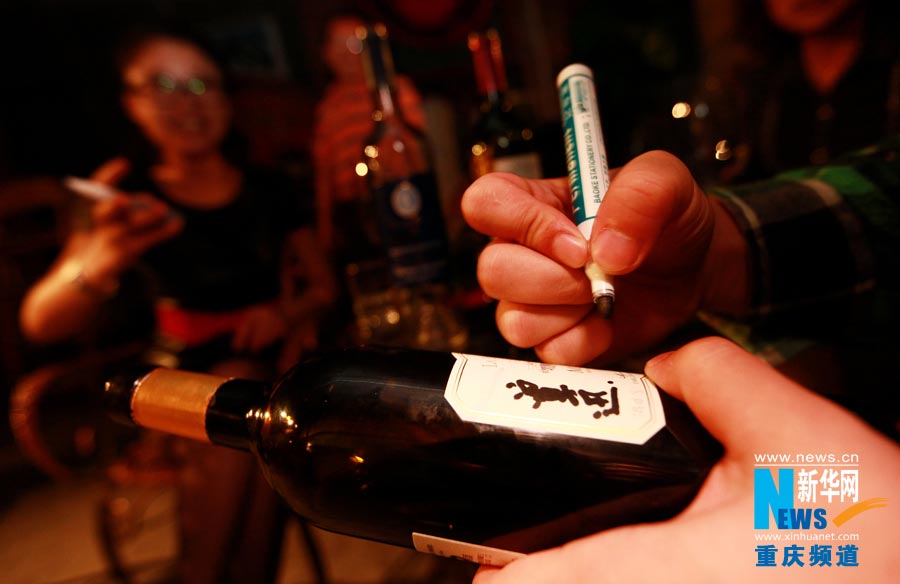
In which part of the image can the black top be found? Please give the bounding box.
[752,44,900,177]
[122,169,310,311]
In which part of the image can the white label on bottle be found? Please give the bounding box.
[492,152,543,178]
[445,353,665,445]
[412,532,525,566]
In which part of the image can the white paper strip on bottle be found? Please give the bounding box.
[445,353,665,445]
[412,532,525,567]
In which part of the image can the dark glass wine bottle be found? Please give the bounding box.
[358,24,449,288]
[106,347,721,566]
[352,24,466,351]
[468,29,542,180]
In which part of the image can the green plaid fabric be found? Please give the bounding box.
[705,136,900,364]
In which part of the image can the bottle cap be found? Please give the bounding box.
[556,63,594,89]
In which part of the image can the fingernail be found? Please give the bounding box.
[644,352,677,389]
[645,350,674,373]
[551,233,588,268]
[592,228,640,273]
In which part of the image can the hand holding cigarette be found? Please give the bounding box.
[61,157,184,280]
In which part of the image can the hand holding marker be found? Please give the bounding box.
[557,64,615,318]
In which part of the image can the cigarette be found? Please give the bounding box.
[63,176,119,201]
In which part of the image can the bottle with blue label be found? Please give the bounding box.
[355,24,466,351]
[358,24,449,288]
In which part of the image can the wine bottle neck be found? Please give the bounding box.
[375,85,397,119]
[469,30,509,107]
[361,25,400,121]
[109,368,268,451]
[206,378,270,450]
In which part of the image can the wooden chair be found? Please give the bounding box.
[1,176,176,582]
[2,176,327,583]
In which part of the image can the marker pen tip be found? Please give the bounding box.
[594,295,614,319]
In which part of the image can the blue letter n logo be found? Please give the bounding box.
[754,468,794,529]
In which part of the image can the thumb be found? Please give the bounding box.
[90,157,132,187]
[591,150,705,275]
[644,336,880,458]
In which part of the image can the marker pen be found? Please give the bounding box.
[556,63,615,318]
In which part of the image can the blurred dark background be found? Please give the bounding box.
[0,0,703,178]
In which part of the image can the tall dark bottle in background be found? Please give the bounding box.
[468,29,542,180]
[359,24,448,289]
[352,24,466,351]
[452,29,545,328]
[106,347,721,566]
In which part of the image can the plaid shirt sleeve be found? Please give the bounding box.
[699,137,900,365]
[710,136,900,319]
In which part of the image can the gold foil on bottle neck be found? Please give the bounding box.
[131,369,226,443]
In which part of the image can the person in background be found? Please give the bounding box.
[461,141,899,582]
[311,14,426,258]
[19,27,335,584]
[20,27,335,376]
[637,0,899,407]
[691,0,898,185]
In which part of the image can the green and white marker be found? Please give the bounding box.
[557,63,615,318]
